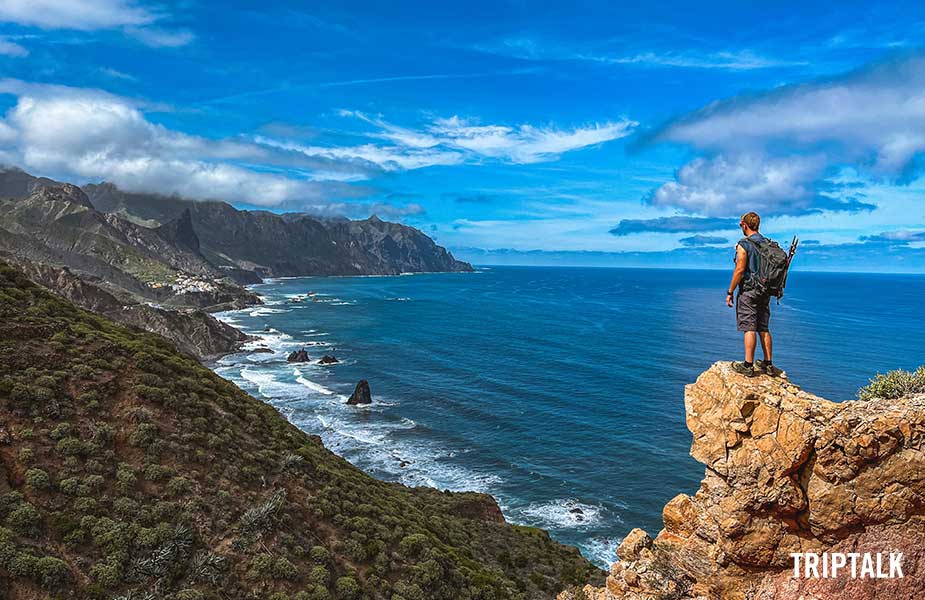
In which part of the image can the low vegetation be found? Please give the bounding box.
[858,366,925,400]
[0,261,601,599]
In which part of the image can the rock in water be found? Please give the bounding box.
[318,355,339,365]
[286,348,310,363]
[347,380,372,405]
[562,360,925,600]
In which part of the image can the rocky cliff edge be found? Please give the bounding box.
[564,361,925,600]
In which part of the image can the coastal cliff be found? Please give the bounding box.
[565,362,925,600]
[0,261,600,599]
[0,167,471,360]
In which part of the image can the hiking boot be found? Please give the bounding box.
[755,360,783,377]
[731,361,755,377]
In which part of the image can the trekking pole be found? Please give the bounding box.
[778,236,799,302]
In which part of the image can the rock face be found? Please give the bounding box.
[347,380,372,405]
[0,174,257,308]
[5,257,248,359]
[566,361,925,600]
[287,348,310,363]
[84,183,474,276]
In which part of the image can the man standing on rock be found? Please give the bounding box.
[725,212,783,377]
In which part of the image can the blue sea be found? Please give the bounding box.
[213,266,924,568]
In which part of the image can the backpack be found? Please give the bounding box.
[741,236,790,298]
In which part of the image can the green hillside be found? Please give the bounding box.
[0,262,601,600]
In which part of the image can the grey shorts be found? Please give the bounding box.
[736,288,771,332]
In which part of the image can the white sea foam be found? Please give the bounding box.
[517,499,605,529]
[582,536,621,568]
[293,368,336,395]
[239,368,285,398]
[249,307,290,316]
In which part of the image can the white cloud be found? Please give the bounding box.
[0,0,154,30]
[256,136,464,173]
[587,50,808,71]
[300,201,425,220]
[428,115,636,163]
[659,55,925,172]
[257,112,634,173]
[0,80,634,214]
[473,37,805,72]
[324,112,636,168]
[649,154,827,216]
[649,54,925,216]
[0,84,369,206]
[0,36,27,56]
[99,67,137,80]
[125,26,194,48]
[0,0,192,47]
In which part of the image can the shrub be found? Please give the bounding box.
[272,557,298,581]
[6,502,41,534]
[335,576,360,600]
[18,448,35,464]
[83,474,105,492]
[166,476,192,497]
[244,553,273,581]
[309,545,330,564]
[398,533,429,558]
[116,464,138,493]
[130,423,159,448]
[7,551,37,577]
[859,366,925,400]
[113,497,139,519]
[143,463,174,481]
[24,468,51,491]
[309,565,329,586]
[89,558,123,588]
[36,556,69,589]
[56,437,87,456]
[49,423,73,440]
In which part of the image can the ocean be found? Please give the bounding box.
[213,266,925,568]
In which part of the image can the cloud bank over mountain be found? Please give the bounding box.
[0,79,632,211]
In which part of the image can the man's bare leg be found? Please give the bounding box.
[759,331,772,363]
[744,331,757,363]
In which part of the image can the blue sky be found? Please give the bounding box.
[1,1,925,271]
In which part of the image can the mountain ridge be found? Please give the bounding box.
[81,181,473,278]
[0,166,471,358]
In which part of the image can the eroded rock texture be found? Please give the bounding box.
[564,361,925,600]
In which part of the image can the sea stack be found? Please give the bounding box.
[318,354,339,365]
[286,348,310,362]
[347,379,372,405]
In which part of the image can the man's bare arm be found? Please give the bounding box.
[726,245,748,306]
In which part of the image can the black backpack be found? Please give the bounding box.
[741,236,790,298]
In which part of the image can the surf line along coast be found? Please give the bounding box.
[791,552,904,579]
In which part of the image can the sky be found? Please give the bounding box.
[1,1,925,271]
